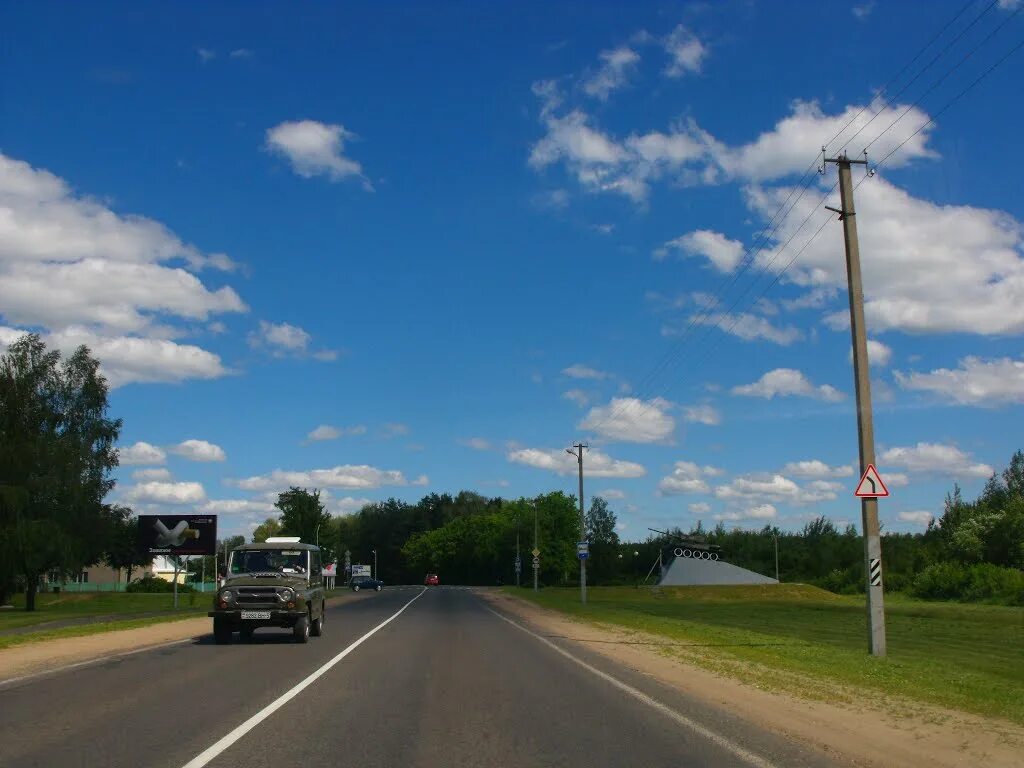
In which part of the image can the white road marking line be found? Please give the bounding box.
[484,605,780,768]
[180,587,427,768]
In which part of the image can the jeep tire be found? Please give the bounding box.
[310,603,324,637]
[213,618,232,645]
[239,625,255,642]
[353,584,360,592]
[293,614,310,644]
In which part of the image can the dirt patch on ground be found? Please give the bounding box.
[0,592,358,682]
[482,591,1024,768]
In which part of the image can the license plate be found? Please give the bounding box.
[241,611,271,620]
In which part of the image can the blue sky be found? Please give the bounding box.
[2,0,1022,541]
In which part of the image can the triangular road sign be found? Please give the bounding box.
[855,464,889,498]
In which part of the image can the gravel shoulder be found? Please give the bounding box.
[482,589,1024,768]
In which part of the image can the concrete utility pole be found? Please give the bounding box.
[533,503,539,592]
[567,443,588,605]
[825,151,886,657]
[773,533,779,583]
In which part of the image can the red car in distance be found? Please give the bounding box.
[425,573,439,586]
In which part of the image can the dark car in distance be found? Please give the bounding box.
[350,576,383,592]
[425,573,439,586]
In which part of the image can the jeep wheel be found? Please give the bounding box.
[375,585,382,592]
[311,605,324,637]
[353,584,360,592]
[213,618,232,645]
[239,626,255,642]
[293,614,310,644]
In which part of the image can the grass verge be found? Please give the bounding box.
[0,591,210,632]
[506,584,1024,725]
[0,612,205,651]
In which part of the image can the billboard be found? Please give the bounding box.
[137,515,217,556]
[351,564,371,578]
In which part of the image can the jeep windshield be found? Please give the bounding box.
[230,550,307,576]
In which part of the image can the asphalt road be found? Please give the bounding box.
[0,587,836,768]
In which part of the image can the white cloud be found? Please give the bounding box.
[507,447,645,478]
[198,499,276,516]
[782,460,855,479]
[229,48,253,59]
[118,441,167,466]
[460,437,492,451]
[248,320,310,355]
[126,481,206,505]
[998,0,1020,8]
[898,510,934,526]
[265,120,369,186]
[413,474,430,486]
[682,313,803,346]
[689,502,711,514]
[328,496,373,515]
[532,188,571,210]
[132,468,172,482]
[562,363,610,380]
[658,461,722,495]
[580,397,676,443]
[852,2,876,20]
[383,423,409,437]
[312,349,339,362]
[197,48,216,63]
[597,489,626,500]
[682,404,721,426]
[662,25,708,77]
[732,369,845,402]
[582,46,640,101]
[715,504,777,521]
[170,439,226,462]
[231,464,410,492]
[656,230,744,271]
[306,424,366,442]
[879,442,993,479]
[562,389,590,407]
[714,474,838,505]
[747,176,1024,336]
[886,472,910,488]
[895,356,1024,406]
[855,339,893,368]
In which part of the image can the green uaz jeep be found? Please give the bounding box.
[209,538,326,644]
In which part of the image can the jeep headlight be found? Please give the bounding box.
[219,590,234,602]
[279,588,294,601]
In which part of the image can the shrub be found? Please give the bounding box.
[126,576,194,594]
[910,562,1024,605]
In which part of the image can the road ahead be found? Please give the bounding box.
[0,587,835,768]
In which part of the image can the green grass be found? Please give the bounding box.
[0,613,205,650]
[0,591,209,632]
[508,584,1024,724]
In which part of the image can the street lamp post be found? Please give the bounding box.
[773,533,780,583]
[372,549,377,581]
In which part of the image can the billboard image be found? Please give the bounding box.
[138,515,217,556]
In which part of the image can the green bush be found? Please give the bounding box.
[126,576,194,594]
[910,562,1024,605]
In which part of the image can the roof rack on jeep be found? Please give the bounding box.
[265,536,302,543]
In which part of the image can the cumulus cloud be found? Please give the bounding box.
[125,481,206,505]
[580,397,676,443]
[689,502,711,514]
[678,313,803,346]
[662,25,708,77]
[582,46,641,101]
[894,356,1024,405]
[459,437,492,451]
[714,474,839,505]
[746,177,1024,336]
[413,474,430,486]
[879,442,993,479]
[715,503,777,521]
[898,510,934,526]
[782,460,855,479]
[118,441,167,465]
[0,153,244,386]
[198,499,277,516]
[658,461,722,495]
[230,464,410,492]
[562,363,610,380]
[265,120,370,186]
[132,468,172,482]
[169,439,226,462]
[307,424,366,442]
[562,389,590,407]
[682,404,721,425]
[655,230,744,271]
[732,369,845,401]
[507,447,645,478]
[598,489,626,500]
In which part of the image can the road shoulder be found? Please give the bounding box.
[0,592,358,683]
[481,589,1024,768]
